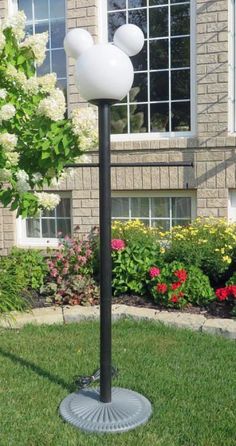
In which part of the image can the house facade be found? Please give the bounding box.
[0,0,236,253]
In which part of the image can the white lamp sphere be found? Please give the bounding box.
[75,44,134,101]
[64,28,93,59]
[113,24,144,57]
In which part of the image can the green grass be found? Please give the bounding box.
[0,320,236,446]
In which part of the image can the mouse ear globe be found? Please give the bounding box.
[113,24,144,57]
[64,29,94,59]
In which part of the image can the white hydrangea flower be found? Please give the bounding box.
[0,132,18,151]
[15,169,29,193]
[0,31,6,52]
[6,64,27,85]
[20,32,48,66]
[32,172,43,183]
[22,76,39,94]
[35,192,61,210]
[75,154,92,164]
[71,107,98,150]
[2,11,26,41]
[37,88,66,121]
[0,168,12,182]
[0,104,16,122]
[0,89,7,100]
[5,151,20,167]
[38,73,57,93]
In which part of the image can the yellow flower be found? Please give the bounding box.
[222,256,232,264]
[160,247,165,254]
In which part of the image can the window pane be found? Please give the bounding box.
[57,78,67,100]
[111,105,128,134]
[26,219,40,238]
[51,19,65,48]
[150,103,169,132]
[42,208,55,218]
[131,198,149,218]
[57,219,71,237]
[151,220,170,231]
[149,7,168,38]
[50,0,65,18]
[108,12,126,41]
[171,0,189,3]
[131,73,148,102]
[128,0,146,7]
[150,39,168,70]
[131,42,147,71]
[150,0,167,4]
[37,51,50,76]
[56,198,71,217]
[112,198,129,218]
[52,50,66,78]
[172,197,191,219]
[171,69,190,100]
[34,0,48,20]
[108,0,126,10]
[25,24,33,37]
[171,4,190,36]
[130,104,148,133]
[18,0,32,20]
[128,9,147,37]
[171,37,190,68]
[42,219,56,238]
[35,22,49,49]
[172,219,191,227]
[150,71,169,101]
[151,197,169,218]
[171,101,190,131]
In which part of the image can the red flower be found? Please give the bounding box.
[215,288,229,301]
[174,269,188,283]
[149,267,161,279]
[227,285,236,298]
[111,239,125,251]
[171,281,181,290]
[157,283,168,294]
[170,294,179,303]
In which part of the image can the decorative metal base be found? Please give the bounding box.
[59,387,152,433]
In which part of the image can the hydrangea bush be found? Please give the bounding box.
[0,12,97,217]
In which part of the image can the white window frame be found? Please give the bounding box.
[16,192,72,248]
[111,190,196,228]
[229,0,236,134]
[228,190,235,222]
[99,0,196,141]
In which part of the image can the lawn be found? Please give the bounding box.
[0,320,236,446]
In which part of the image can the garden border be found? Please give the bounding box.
[1,305,236,339]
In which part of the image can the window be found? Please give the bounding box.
[104,0,194,137]
[16,194,72,247]
[112,192,195,230]
[229,190,236,222]
[17,0,67,95]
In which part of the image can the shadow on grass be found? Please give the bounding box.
[0,347,75,392]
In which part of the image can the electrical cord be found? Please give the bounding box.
[75,366,118,389]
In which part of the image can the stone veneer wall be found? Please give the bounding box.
[0,0,235,250]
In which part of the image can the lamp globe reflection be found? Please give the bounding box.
[64,24,144,102]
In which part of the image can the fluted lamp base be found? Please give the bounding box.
[59,387,152,434]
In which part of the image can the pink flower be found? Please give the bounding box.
[215,288,228,301]
[228,285,236,298]
[62,267,69,275]
[111,239,125,251]
[171,282,181,290]
[50,268,58,278]
[149,267,160,279]
[157,283,168,294]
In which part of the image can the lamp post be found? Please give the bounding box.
[60,24,152,433]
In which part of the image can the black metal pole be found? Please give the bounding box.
[98,101,112,403]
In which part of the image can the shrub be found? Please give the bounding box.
[112,239,163,296]
[0,255,30,316]
[42,275,99,306]
[112,219,162,249]
[45,235,98,306]
[163,218,236,285]
[7,247,48,290]
[149,261,214,308]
